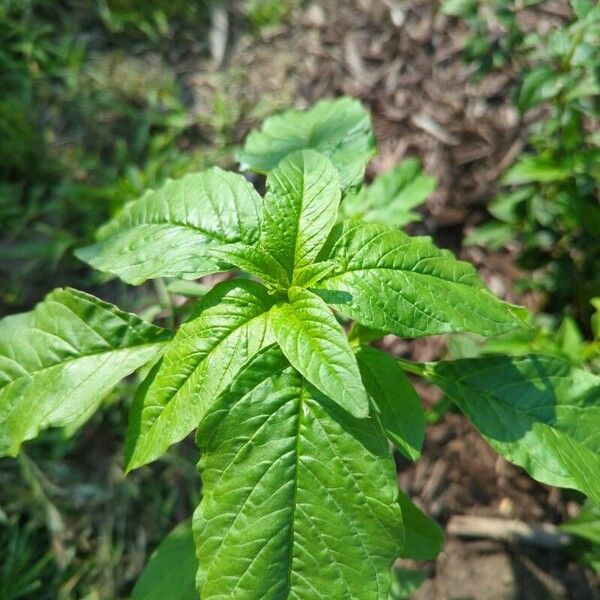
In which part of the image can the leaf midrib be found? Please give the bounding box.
[0,341,164,397]
[101,221,233,245]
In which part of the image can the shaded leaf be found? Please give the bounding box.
[131,520,197,600]
[389,567,427,600]
[429,355,600,505]
[397,491,444,561]
[357,347,425,460]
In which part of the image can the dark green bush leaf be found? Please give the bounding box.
[131,520,197,600]
[430,355,600,505]
[357,346,425,460]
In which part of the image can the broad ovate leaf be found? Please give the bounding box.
[0,288,171,456]
[193,346,403,599]
[261,149,341,279]
[131,519,197,600]
[317,221,524,338]
[270,287,369,418]
[429,355,600,505]
[76,168,261,285]
[343,158,436,226]
[125,279,275,470]
[237,96,376,191]
[357,346,425,460]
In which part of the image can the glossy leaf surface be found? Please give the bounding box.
[318,222,524,338]
[193,346,403,599]
[270,287,369,418]
[125,280,275,470]
[0,288,170,456]
[261,150,341,279]
[76,168,261,285]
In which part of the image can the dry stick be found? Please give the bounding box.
[447,515,572,550]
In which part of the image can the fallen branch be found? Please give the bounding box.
[447,515,572,549]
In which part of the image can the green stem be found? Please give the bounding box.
[154,278,175,329]
[396,357,429,377]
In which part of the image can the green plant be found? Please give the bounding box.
[441,0,526,74]
[2,98,600,598]
[460,2,600,323]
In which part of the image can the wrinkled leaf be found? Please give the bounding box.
[0,288,171,456]
[270,287,369,418]
[317,222,524,338]
[429,355,600,505]
[76,168,261,285]
[193,346,403,599]
[125,279,275,470]
[238,97,376,191]
[261,149,341,279]
[357,347,425,460]
[210,243,290,289]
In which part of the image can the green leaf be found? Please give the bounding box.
[502,155,571,185]
[292,260,336,288]
[518,67,563,110]
[560,501,600,545]
[237,97,376,191]
[429,355,600,505]
[463,221,515,250]
[193,346,403,599]
[357,347,425,460]
[261,149,341,279]
[317,222,524,338]
[270,287,369,418]
[0,288,171,456]
[75,168,261,285]
[343,159,436,226]
[125,279,275,470]
[131,520,197,600]
[571,0,594,19]
[397,491,444,561]
[209,243,290,289]
[389,567,427,600]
